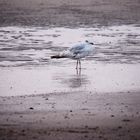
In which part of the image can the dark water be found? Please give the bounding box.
[0,0,140,27]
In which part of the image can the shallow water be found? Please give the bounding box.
[0,25,140,96]
[0,63,140,96]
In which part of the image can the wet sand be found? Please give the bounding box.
[0,90,140,140]
[0,63,140,140]
[0,63,140,96]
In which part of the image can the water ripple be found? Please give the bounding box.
[0,25,140,67]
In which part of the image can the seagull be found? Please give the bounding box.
[51,40,94,69]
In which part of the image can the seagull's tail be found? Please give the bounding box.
[51,55,67,59]
[51,50,70,59]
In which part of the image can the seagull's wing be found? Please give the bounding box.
[51,44,85,59]
[69,43,86,55]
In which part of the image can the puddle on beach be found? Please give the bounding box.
[0,25,140,96]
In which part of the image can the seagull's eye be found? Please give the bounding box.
[90,42,94,45]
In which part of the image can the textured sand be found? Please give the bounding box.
[0,91,140,140]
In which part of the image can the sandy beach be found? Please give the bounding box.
[0,89,140,140]
[0,0,140,139]
[0,63,140,140]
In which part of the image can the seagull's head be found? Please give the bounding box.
[85,40,94,45]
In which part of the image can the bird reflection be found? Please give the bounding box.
[62,69,89,88]
[76,67,81,75]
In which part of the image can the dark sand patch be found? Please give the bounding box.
[0,91,140,140]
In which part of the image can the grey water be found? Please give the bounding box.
[0,25,140,67]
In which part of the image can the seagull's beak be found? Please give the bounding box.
[85,40,94,45]
[90,42,94,45]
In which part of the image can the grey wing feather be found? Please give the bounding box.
[69,44,85,54]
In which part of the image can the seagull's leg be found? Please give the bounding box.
[76,60,78,69]
[78,60,79,69]
[78,66,81,75]
[78,60,80,69]
[79,60,81,69]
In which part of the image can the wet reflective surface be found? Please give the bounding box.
[0,25,140,96]
[0,62,140,96]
